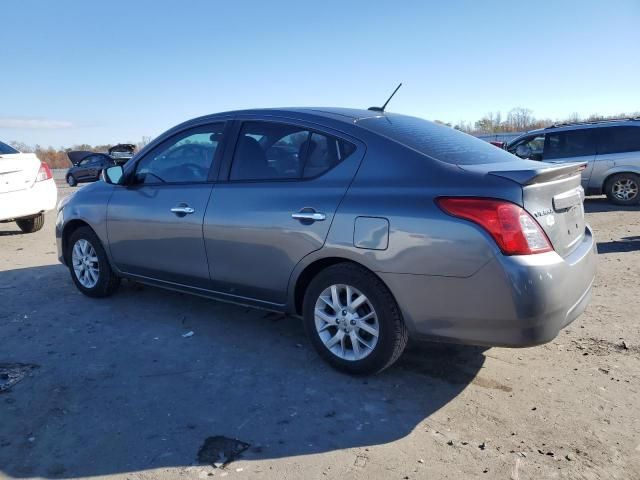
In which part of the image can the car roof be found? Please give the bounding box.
[189,107,386,126]
[521,117,640,136]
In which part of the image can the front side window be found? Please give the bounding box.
[134,123,224,184]
[230,121,355,181]
[544,130,596,159]
[510,135,545,160]
[597,126,640,154]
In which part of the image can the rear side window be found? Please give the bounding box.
[230,121,356,181]
[597,126,640,154]
[357,114,516,165]
[544,130,596,159]
[0,141,19,155]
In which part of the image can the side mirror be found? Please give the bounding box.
[103,165,124,185]
[515,144,532,159]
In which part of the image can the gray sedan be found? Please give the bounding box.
[56,108,597,374]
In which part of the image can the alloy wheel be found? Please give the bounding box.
[71,238,100,288]
[314,284,379,361]
[612,178,639,201]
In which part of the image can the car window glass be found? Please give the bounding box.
[230,122,309,180]
[230,121,356,181]
[302,132,356,178]
[135,123,224,184]
[358,114,515,165]
[544,130,596,159]
[598,127,640,154]
[511,135,545,160]
[0,141,19,154]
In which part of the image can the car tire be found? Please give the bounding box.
[67,226,120,298]
[16,213,45,233]
[605,173,640,205]
[302,263,408,375]
[67,174,77,187]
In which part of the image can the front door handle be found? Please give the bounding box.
[292,209,326,222]
[171,205,195,215]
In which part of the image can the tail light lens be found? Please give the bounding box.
[35,162,53,182]
[436,197,553,255]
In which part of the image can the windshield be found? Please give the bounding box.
[0,141,19,155]
[357,114,516,165]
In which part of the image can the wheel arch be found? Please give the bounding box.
[289,255,391,316]
[603,169,640,190]
[61,219,94,265]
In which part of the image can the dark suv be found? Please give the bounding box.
[507,118,640,205]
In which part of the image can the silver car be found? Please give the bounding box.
[56,108,597,374]
[507,118,640,205]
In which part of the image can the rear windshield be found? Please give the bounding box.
[0,141,19,155]
[357,114,516,165]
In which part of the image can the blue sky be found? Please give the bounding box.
[1,0,639,147]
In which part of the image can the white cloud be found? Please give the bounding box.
[0,117,73,129]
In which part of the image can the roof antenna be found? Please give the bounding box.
[368,83,402,112]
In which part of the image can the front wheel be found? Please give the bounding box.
[16,213,45,233]
[66,174,77,187]
[605,173,640,205]
[67,227,120,297]
[303,263,408,375]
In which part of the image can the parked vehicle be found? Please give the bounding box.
[0,140,57,233]
[56,108,597,374]
[507,118,640,205]
[108,143,136,161]
[66,145,134,187]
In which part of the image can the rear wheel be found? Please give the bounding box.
[16,214,45,233]
[67,174,77,187]
[67,227,120,297]
[605,173,640,205]
[302,263,408,375]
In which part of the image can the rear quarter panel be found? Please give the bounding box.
[313,135,524,278]
[589,151,640,193]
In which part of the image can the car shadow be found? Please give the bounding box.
[597,236,640,254]
[0,229,22,236]
[0,264,488,478]
[584,196,639,213]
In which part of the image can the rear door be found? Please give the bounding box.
[107,122,227,288]
[203,118,364,305]
[592,126,640,190]
[542,129,597,189]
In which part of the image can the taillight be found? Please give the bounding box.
[35,162,52,182]
[436,197,553,255]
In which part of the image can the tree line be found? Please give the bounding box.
[436,108,640,135]
[8,138,150,169]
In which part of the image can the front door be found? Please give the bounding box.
[107,122,226,288]
[203,119,364,305]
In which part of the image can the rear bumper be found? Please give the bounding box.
[380,225,597,347]
[0,179,57,221]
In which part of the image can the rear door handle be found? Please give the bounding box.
[171,205,195,215]
[292,209,326,222]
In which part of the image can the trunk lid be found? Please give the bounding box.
[461,160,587,257]
[0,153,41,194]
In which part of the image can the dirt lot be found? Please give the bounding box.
[1,180,639,480]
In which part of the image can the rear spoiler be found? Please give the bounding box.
[462,161,586,186]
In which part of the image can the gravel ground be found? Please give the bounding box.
[0,180,639,480]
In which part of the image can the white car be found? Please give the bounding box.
[0,141,57,233]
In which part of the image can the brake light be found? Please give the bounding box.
[436,197,553,255]
[35,162,52,182]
